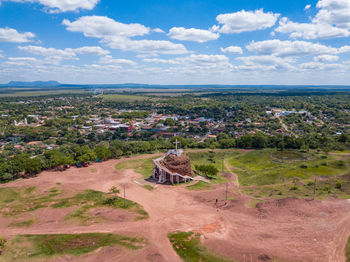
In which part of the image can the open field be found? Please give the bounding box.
[0,233,145,260]
[0,150,349,261]
[101,94,152,102]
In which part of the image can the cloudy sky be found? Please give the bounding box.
[1,0,350,85]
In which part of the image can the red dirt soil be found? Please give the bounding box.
[0,153,350,262]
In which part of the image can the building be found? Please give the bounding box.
[152,140,193,184]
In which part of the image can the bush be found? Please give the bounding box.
[335,182,342,189]
[300,164,308,169]
[0,237,6,248]
[290,186,298,191]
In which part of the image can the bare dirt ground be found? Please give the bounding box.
[1,153,350,262]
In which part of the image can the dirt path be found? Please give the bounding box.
[1,154,350,261]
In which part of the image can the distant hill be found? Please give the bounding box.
[4,81,61,87]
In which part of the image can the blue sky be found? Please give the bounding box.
[0,0,350,85]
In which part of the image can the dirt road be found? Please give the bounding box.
[1,154,350,261]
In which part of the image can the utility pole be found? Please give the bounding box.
[222,154,225,173]
[123,184,126,208]
[313,176,317,200]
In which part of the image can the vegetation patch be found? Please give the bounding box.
[0,186,63,217]
[115,157,155,179]
[230,149,349,186]
[143,185,154,191]
[9,219,35,228]
[187,181,212,191]
[1,233,145,260]
[346,236,350,262]
[101,94,149,102]
[168,231,233,262]
[0,187,148,224]
[52,190,149,224]
[231,150,350,200]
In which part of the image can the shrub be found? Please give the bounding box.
[307,181,314,186]
[300,164,308,169]
[290,186,298,191]
[0,237,6,248]
[335,182,342,189]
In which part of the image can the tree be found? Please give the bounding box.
[94,146,112,160]
[195,164,219,178]
[164,118,176,126]
[109,186,120,201]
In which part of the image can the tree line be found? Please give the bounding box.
[0,132,349,183]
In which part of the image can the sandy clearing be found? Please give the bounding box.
[0,154,350,261]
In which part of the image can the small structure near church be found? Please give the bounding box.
[152,140,193,184]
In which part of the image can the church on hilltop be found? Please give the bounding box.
[152,140,193,184]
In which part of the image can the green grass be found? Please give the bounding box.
[229,149,349,186]
[52,190,149,224]
[0,186,63,217]
[1,233,145,260]
[8,219,35,228]
[346,236,350,262]
[227,149,350,200]
[143,185,154,191]
[115,158,155,179]
[187,150,240,184]
[101,94,149,102]
[168,231,234,262]
[0,187,148,224]
[187,181,212,191]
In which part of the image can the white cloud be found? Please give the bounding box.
[314,0,350,28]
[3,0,100,12]
[63,16,150,39]
[236,55,295,70]
[314,54,339,62]
[18,45,76,58]
[5,57,39,66]
[221,46,243,54]
[143,54,232,71]
[153,28,165,33]
[300,61,346,71]
[167,27,219,42]
[107,38,189,55]
[246,39,339,56]
[275,17,350,39]
[276,0,350,39]
[304,4,311,10]
[215,9,280,34]
[99,55,137,66]
[63,16,189,55]
[0,27,35,43]
[18,45,109,64]
[74,46,110,56]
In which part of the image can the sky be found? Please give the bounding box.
[1,0,350,85]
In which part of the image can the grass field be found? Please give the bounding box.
[1,233,145,260]
[168,231,234,262]
[115,157,155,179]
[229,149,349,186]
[187,181,212,191]
[0,187,148,225]
[101,94,150,102]
[228,149,350,200]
